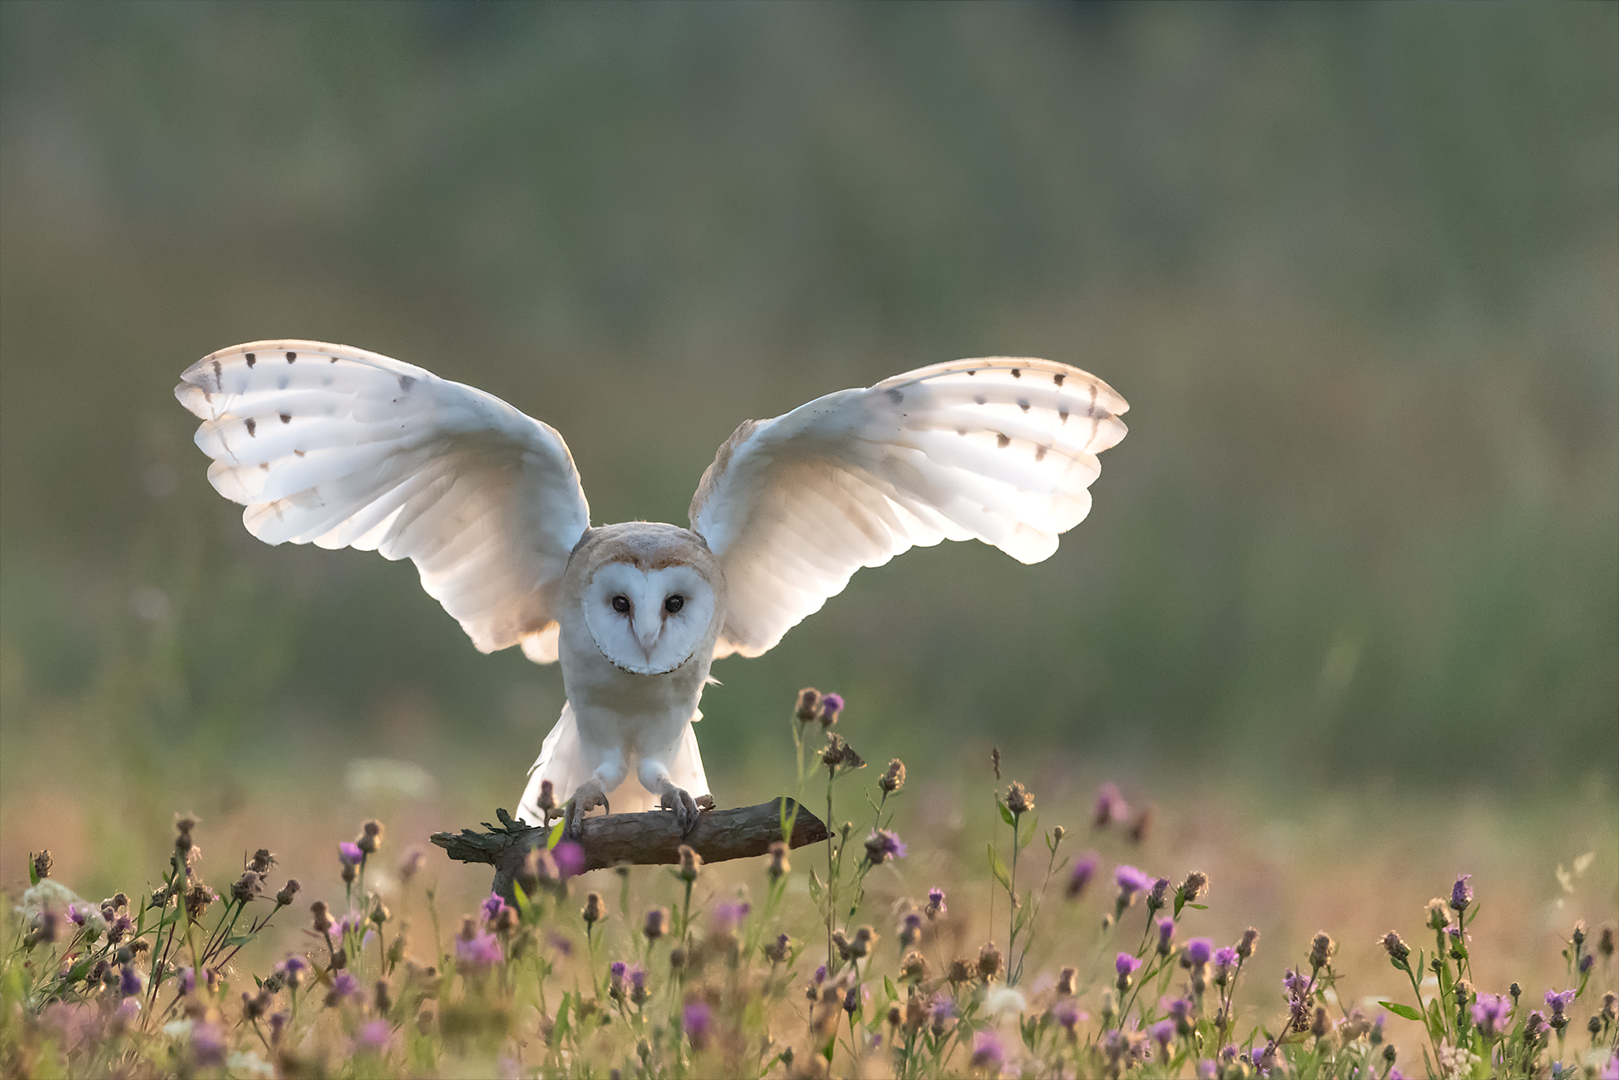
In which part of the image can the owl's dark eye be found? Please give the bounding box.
[664,595,684,614]
[611,595,631,614]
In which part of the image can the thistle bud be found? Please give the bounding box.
[1238,927,1260,959]
[842,986,859,1015]
[887,1004,902,1028]
[398,848,426,885]
[1006,783,1033,816]
[358,820,384,856]
[1425,898,1449,930]
[900,951,928,982]
[370,897,390,926]
[250,849,275,875]
[1311,1006,1330,1040]
[880,759,906,794]
[1382,931,1410,965]
[677,845,702,882]
[1180,871,1209,904]
[1309,932,1335,971]
[976,941,1004,982]
[1057,966,1078,996]
[311,900,333,936]
[31,851,52,881]
[947,959,973,984]
[851,925,876,959]
[375,979,392,1015]
[766,841,790,881]
[582,892,605,925]
[1599,925,1615,958]
[230,872,261,905]
[819,692,844,727]
[643,907,670,942]
[274,879,301,908]
[763,934,790,964]
[795,688,823,722]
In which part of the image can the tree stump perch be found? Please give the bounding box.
[431,798,828,901]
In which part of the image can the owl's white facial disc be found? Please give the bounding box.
[581,562,716,675]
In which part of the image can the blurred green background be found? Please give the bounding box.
[2,1,1615,828]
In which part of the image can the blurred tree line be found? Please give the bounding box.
[1,2,1614,799]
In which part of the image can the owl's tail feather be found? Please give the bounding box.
[516,701,710,825]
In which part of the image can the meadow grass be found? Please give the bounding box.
[2,689,1616,1079]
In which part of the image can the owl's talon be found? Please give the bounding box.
[565,780,611,840]
[660,787,704,836]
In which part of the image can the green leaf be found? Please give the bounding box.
[1379,1000,1424,1022]
[27,857,39,887]
[808,868,823,902]
[224,934,254,947]
[546,820,565,850]
[1018,816,1039,850]
[883,976,898,1003]
[998,800,1016,828]
[987,844,1010,891]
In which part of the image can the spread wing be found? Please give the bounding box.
[690,358,1128,658]
[175,339,591,662]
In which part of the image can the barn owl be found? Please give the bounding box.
[175,341,1128,836]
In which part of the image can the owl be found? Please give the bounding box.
[176,341,1128,835]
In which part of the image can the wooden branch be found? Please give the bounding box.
[431,798,828,901]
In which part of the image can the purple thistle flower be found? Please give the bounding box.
[192,1022,227,1067]
[927,887,947,916]
[930,994,956,1023]
[1213,946,1238,973]
[176,966,196,995]
[1186,938,1214,966]
[713,902,751,932]
[1068,852,1099,899]
[118,964,142,998]
[1115,864,1152,905]
[1095,783,1129,827]
[1450,874,1473,912]
[1471,992,1511,1037]
[1054,1000,1083,1031]
[1580,952,1595,974]
[455,930,503,971]
[819,692,844,724]
[1116,952,1142,978]
[969,1029,1004,1072]
[1157,917,1176,952]
[482,893,507,922]
[813,964,828,985]
[1282,968,1308,999]
[338,841,364,866]
[1196,1060,1219,1080]
[865,828,907,864]
[66,903,89,926]
[628,965,648,995]
[356,1018,390,1052]
[682,1000,712,1050]
[329,971,360,1000]
[1545,988,1576,1016]
[1150,1019,1175,1052]
[552,840,585,879]
[609,960,627,979]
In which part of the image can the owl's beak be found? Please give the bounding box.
[634,622,661,661]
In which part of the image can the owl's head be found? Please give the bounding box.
[574,523,723,675]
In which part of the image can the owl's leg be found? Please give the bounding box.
[566,755,628,840]
[638,760,708,836]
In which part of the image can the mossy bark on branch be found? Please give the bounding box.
[431,798,828,901]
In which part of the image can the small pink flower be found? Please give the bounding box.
[356,1018,391,1051]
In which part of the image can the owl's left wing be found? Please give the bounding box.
[175,339,591,662]
[689,358,1128,658]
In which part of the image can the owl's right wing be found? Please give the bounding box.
[175,340,591,663]
[689,358,1128,658]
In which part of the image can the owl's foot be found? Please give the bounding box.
[564,780,611,840]
[659,788,714,836]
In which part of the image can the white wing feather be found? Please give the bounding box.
[175,339,591,660]
[690,358,1128,658]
